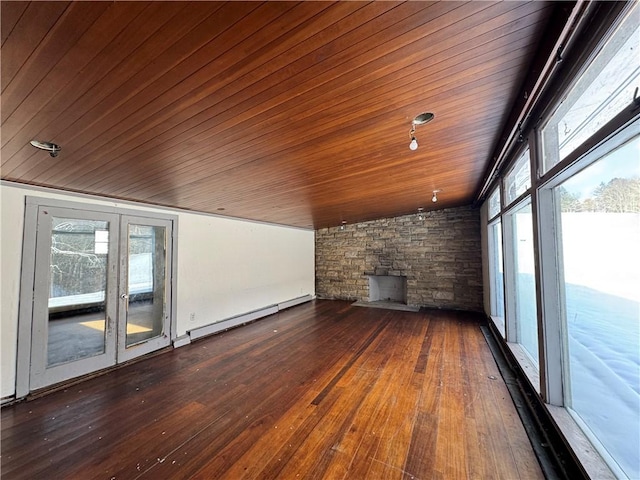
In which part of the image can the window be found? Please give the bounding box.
[505,149,531,205]
[488,187,501,219]
[488,220,505,336]
[509,200,538,368]
[555,134,640,479]
[481,4,639,477]
[541,4,640,173]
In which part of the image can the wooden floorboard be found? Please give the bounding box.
[0,300,543,479]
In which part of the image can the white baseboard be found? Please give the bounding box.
[278,294,313,310]
[188,305,278,341]
[187,294,313,342]
[173,334,191,348]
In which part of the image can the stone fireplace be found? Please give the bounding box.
[315,206,483,312]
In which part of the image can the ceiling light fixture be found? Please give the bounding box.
[417,207,425,220]
[409,112,434,151]
[432,189,441,203]
[339,220,347,231]
[30,140,61,157]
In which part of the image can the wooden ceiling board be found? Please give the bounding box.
[1,1,559,229]
[80,2,540,195]
[2,1,258,176]
[5,3,358,184]
[133,53,527,208]
[107,16,541,201]
[32,2,417,185]
[1,2,198,168]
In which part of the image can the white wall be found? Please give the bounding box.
[0,183,315,399]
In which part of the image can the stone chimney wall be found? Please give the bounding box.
[315,205,483,311]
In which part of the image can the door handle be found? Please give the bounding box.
[121,293,129,300]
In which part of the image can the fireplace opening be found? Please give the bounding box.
[368,275,407,304]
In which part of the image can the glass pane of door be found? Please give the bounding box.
[47,217,110,365]
[125,224,166,347]
[30,206,118,391]
[118,216,171,362]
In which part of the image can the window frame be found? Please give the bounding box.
[503,196,540,370]
[487,218,505,336]
[481,2,640,476]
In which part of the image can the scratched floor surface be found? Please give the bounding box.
[1,300,543,479]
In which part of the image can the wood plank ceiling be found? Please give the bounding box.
[1,1,557,229]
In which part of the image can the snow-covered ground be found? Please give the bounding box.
[511,212,639,477]
[561,213,639,478]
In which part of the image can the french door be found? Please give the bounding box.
[27,205,173,391]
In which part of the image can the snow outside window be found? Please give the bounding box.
[541,3,640,173]
[555,134,640,479]
[488,220,505,336]
[488,187,501,219]
[510,201,538,367]
[505,149,531,206]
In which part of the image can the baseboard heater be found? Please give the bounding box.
[178,294,314,346]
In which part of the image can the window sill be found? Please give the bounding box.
[547,405,618,479]
[507,342,540,394]
[489,314,505,337]
[504,336,619,478]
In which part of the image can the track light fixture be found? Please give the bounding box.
[30,140,61,157]
[432,189,441,203]
[339,220,347,231]
[417,207,425,220]
[408,112,434,150]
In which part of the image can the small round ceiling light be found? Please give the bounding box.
[30,140,61,157]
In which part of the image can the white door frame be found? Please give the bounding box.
[16,197,178,398]
[117,215,173,362]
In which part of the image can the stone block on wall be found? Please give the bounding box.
[315,205,483,312]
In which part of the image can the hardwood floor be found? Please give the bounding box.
[1,300,543,479]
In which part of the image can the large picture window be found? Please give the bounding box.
[480,3,638,477]
[555,134,640,479]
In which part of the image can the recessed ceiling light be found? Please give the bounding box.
[412,112,435,125]
[30,140,61,157]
